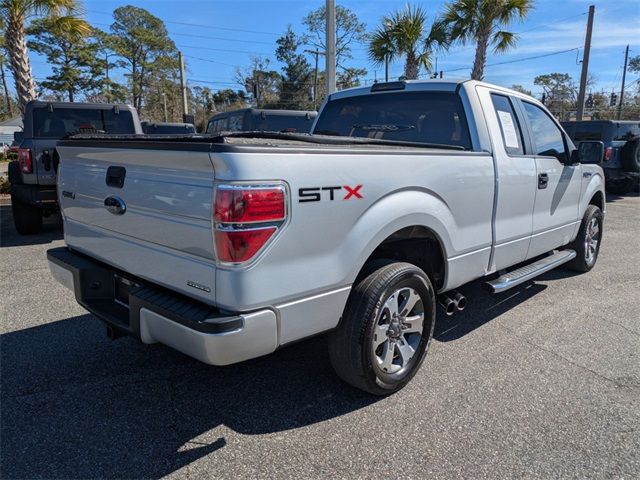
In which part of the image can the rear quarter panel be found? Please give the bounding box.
[212,147,495,312]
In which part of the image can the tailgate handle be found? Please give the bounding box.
[104,196,126,215]
[106,166,126,188]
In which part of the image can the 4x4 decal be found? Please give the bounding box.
[298,185,363,202]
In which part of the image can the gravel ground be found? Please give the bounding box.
[1,194,638,479]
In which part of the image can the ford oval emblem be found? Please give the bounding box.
[104,196,126,215]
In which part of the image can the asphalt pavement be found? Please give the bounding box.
[1,194,638,479]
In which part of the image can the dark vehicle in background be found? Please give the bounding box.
[8,100,142,234]
[206,108,317,134]
[562,120,640,194]
[141,121,196,135]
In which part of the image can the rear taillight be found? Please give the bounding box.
[18,148,32,174]
[604,146,613,161]
[213,184,287,263]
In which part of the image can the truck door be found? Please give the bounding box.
[519,101,581,259]
[479,88,537,271]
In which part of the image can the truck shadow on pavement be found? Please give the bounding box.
[0,315,378,479]
[0,205,63,247]
[1,275,569,478]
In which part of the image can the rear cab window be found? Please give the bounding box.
[32,107,134,138]
[490,94,525,155]
[313,91,472,149]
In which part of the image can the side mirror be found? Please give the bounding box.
[572,141,604,164]
[13,131,24,143]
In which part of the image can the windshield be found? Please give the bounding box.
[313,91,472,149]
[33,107,135,138]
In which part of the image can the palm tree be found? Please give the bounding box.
[368,4,447,81]
[438,0,533,81]
[0,0,90,111]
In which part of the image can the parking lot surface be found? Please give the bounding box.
[1,194,639,479]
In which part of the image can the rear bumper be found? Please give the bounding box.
[11,183,57,206]
[47,247,278,365]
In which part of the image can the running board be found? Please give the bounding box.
[486,250,576,293]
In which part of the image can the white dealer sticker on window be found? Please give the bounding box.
[497,110,520,149]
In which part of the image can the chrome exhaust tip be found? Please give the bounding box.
[438,294,458,316]
[453,291,467,311]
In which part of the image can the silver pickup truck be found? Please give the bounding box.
[47,80,606,395]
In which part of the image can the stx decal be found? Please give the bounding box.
[298,185,364,203]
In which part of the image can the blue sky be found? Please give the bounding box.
[26,0,640,99]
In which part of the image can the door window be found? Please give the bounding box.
[491,94,524,155]
[523,102,567,162]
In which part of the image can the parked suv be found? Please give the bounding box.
[8,100,142,234]
[561,120,640,194]
[206,108,317,134]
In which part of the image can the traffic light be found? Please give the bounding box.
[610,92,617,107]
[541,92,546,104]
[585,93,594,109]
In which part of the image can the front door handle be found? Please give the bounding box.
[538,172,549,189]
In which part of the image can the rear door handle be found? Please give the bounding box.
[538,173,549,189]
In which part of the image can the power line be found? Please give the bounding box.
[91,22,276,46]
[177,44,271,56]
[87,10,281,36]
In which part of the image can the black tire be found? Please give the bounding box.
[620,138,640,173]
[10,193,43,235]
[606,177,634,195]
[328,261,436,395]
[566,205,603,272]
[7,160,21,185]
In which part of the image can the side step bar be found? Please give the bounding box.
[486,250,576,293]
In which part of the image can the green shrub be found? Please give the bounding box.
[0,176,10,194]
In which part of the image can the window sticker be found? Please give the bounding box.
[497,110,520,149]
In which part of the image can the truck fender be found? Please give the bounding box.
[580,171,606,218]
[338,188,455,286]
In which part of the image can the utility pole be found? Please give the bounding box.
[576,4,595,121]
[178,51,188,119]
[325,0,336,94]
[105,53,110,102]
[162,93,168,122]
[617,44,629,120]
[305,49,321,109]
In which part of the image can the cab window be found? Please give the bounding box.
[523,102,567,162]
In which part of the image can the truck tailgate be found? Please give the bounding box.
[57,144,217,304]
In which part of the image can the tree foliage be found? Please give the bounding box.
[275,26,312,109]
[438,0,533,81]
[108,5,178,113]
[1,0,90,110]
[302,5,366,70]
[28,20,104,101]
[368,4,446,80]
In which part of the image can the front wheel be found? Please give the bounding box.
[566,205,603,272]
[328,261,436,395]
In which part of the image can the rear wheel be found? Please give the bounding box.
[10,194,43,235]
[620,138,640,173]
[328,261,435,395]
[566,205,603,272]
